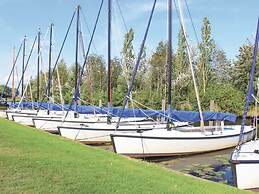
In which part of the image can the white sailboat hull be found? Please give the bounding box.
[0,110,7,118]
[33,116,106,133]
[6,109,38,120]
[12,110,70,126]
[111,125,256,157]
[33,116,171,134]
[12,114,36,126]
[58,123,167,144]
[230,140,259,189]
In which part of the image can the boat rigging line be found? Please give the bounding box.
[166,0,173,130]
[0,41,23,101]
[13,35,37,105]
[62,0,104,121]
[238,18,259,146]
[177,0,204,130]
[37,8,77,113]
[116,0,158,130]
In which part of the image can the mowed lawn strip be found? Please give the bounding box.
[0,118,250,194]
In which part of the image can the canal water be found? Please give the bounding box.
[148,148,234,185]
[100,145,234,185]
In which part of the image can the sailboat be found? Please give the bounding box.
[110,0,256,157]
[230,18,259,190]
[57,0,189,143]
[11,25,71,126]
[5,36,41,121]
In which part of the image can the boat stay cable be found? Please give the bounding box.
[183,0,200,44]
[177,0,204,130]
[81,9,98,53]
[238,18,259,147]
[115,0,128,32]
[115,0,158,130]
[252,94,258,139]
[0,41,23,101]
[62,0,104,122]
[13,36,37,104]
[37,8,77,113]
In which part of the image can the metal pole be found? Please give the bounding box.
[21,36,26,98]
[74,5,80,118]
[37,28,41,102]
[12,47,16,99]
[47,24,54,115]
[107,0,112,123]
[167,0,172,130]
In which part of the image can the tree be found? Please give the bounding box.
[0,85,12,98]
[81,54,106,105]
[197,17,216,94]
[231,41,259,94]
[147,41,167,109]
[173,28,193,109]
[200,83,245,115]
[121,28,135,88]
[52,60,70,104]
[212,49,231,83]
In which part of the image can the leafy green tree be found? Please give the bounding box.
[212,49,231,83]
[200,83,245,115]
[81,54,106,105]
[52,60,70,104]
[121,28,135,88]
[146,41,167,109]
[173,28,193,109]
[0,85,12,98]
[197,17,216,94]
[231,41,259,94]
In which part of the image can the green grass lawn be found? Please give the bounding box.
[0,118,251,194]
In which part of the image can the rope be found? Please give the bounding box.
[252,94,258,139]
[183,0,200,44]
[55,64,64,110]
[63,0,104,121]
[238,18,259,146]
[140,133,146,160]
[115,0,128,32]
[81,9,98,53]
[129,97,181,122]
[177,0,204,130]
[17,77,31,110]
[29,79,34,110]
[116,0,157,130]
[13,35,37,102]
[38,8,77,112]
[1,41,23,99]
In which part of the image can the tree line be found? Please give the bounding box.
[4,17,259,115]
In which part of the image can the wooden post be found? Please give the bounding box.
[162,99,166,122]
[209,100,215,126]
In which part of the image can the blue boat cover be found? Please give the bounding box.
[7,101,237,123]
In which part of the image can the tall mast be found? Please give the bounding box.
[238,18,259,145]
[47,24,53,114]
[21,36,26,97]
[75,5,80,91]
[37,28,41,102]
[107,0,112,123]
[12,47,16,99]
[74,5,80,118]
[167,0,172,129]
